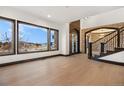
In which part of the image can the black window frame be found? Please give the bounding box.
[17,21,50,54]
[0,16,15,56]
[0,16,59,56]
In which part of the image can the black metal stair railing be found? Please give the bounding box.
[120,28,124,48]
[88,27,124,59]
[103,28,124,54]
[103,33,118,54]
[88,30,117,59]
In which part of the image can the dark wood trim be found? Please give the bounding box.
[85,27,119,34]
[17,50,54,55]
[96,48,124,58]
[100,43,105,55]
[49,49,58,51]
[0,54,72,67]
[69,52,82,56]
[0,54,62,67]
[60,54,71,57]
[0,16,16,56]
[94,58,124,66]
[117,29,120,47]
[0,53,15,57]
[88,42,92,59]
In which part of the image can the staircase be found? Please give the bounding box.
[87,27,124,65]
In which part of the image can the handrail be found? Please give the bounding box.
[85,27,119,53]
[119,27,124,31]
[92,31,116,44]
[105,34,117,44]
[105,29,124,44]
[87,27,124,59]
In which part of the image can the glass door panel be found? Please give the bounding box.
[71,31,79,54]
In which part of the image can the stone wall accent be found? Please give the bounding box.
[80,22,124,53]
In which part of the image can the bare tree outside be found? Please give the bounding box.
[18,23,48,53]
[50,30,58,50]
[0,19,14,55]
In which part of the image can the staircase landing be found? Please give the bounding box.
[98,51,124,64]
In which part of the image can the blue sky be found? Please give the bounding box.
[51,31,55,42]
[19,24,49,44]
[0,19,12,42]
[0,19,55,44]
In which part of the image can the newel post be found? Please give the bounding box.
[88,42,92,59]
[117,29,120,48]
[100,43,105,55]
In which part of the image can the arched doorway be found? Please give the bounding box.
[84,27,119,54]
[70,30,80,54]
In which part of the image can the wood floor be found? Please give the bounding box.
[0,54,124,86]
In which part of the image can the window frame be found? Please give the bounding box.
[0,17,59,56]
[0,16,15,56]
[17,21,50,54]
[49,28,59,51]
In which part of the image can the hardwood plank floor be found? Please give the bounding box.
[0,54,124,86]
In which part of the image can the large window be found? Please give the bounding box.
[18,22,48,53]
[0,18,15,55]
[50,29,58,50]
[0,17,59,56]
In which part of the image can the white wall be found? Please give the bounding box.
[80,8,124,53]
[81,8,124,29]
[60,23,70,55]
[0,7,63,64]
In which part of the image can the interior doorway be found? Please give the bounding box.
[84,27,117,54]
[71,30,79,54]
[69,20,80,55]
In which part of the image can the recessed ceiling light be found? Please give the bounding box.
[47,14,51,18]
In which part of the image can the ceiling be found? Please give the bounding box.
[11,6,123,24]
[91,28,115,33]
